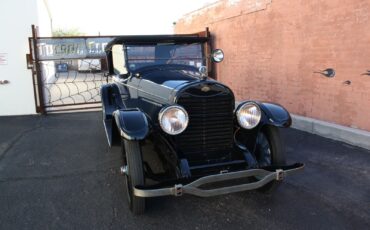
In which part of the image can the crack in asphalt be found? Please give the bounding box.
[108,206,119,230]
[0,119,43,163]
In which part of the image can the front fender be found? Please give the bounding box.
[113,109,149,141]
[258,102,292,128]
[234,101,291,155]
[236,101,291,128]
[101,83,124,120]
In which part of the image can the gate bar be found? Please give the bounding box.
[31,24,46,114]
[28,37,39,113]
[44,101,101,108]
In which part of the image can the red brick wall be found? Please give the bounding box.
[175,0,370,131]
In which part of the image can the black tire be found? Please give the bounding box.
[122,139,146,214]
[255,125,286,193]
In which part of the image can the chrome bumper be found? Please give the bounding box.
[133,163,304,198]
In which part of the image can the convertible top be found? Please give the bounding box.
[105,34,209,52]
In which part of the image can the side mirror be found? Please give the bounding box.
[211,49,224,63]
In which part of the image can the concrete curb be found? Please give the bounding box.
[291,114,370,150]
[235,102,370,150]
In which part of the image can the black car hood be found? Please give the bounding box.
[136,65,230,106]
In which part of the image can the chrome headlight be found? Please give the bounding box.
[159,105,189,135]
[236,102,261,129]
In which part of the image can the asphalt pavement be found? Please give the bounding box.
[0,112,369,230]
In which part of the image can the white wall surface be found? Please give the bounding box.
[0,0,51,116]
[0,0,38,115]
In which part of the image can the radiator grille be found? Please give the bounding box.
[176,91,234,165]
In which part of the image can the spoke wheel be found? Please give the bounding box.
[121,139,146,214]
[255,126,286,193]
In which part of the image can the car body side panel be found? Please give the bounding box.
[101,83,124,146]
[101,84,124,120]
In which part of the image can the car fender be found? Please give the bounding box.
[101,83,124,120]
[113,109,149,141]
[237,101,292,128]
[234,101,291,154]
[258,102,292,128]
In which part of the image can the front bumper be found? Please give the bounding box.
[134,163,304,197]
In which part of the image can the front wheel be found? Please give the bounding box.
[255,125,286,193]
[122,139,146,214]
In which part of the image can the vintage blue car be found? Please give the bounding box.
[101,32,304,214]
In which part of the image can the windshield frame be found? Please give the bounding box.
[122,42,206,73]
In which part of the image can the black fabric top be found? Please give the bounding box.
[105,35,209,52]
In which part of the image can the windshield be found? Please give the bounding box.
[125,43,205,71]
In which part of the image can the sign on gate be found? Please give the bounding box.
[37,37,115,61]
[29,30,116,113]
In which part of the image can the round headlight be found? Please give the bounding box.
[211,49,224,63]
[159,105,189,135]
[236,102,261,129]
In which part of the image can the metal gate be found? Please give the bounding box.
[28,25,115,113]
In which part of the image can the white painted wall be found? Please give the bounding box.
[0,0,51,116]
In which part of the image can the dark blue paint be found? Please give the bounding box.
[113,109,149,141]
